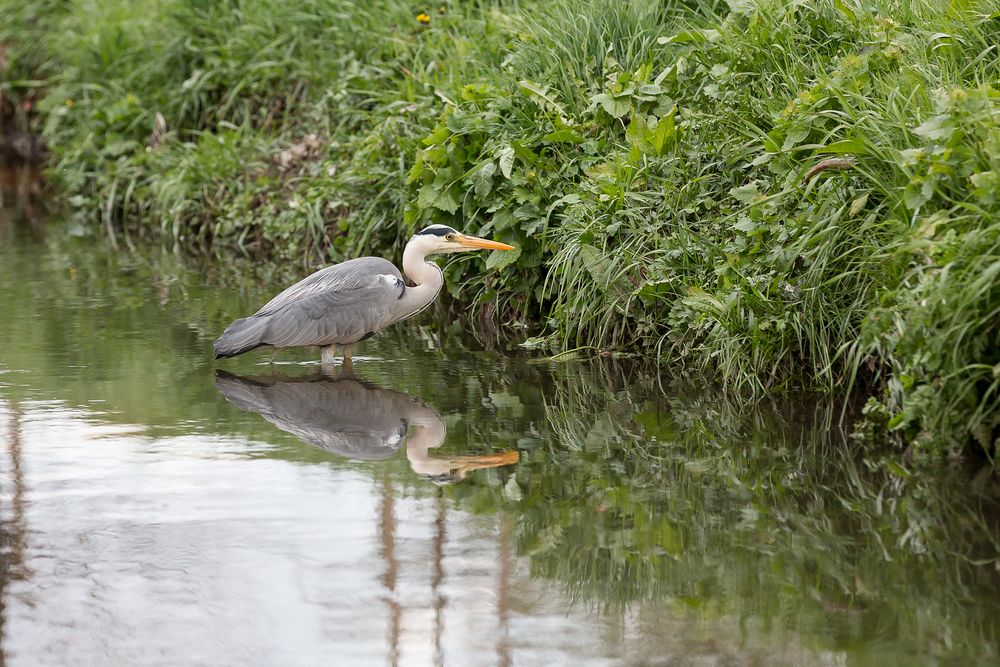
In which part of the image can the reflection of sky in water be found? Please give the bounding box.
[0,401,839,666]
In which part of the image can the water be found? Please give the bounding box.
[1,183,999,666]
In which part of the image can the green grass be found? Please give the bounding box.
[1,0,998,459]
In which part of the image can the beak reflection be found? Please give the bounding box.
[215,370,518,483]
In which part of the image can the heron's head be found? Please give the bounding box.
[410,224,515,255]
[411,450,521,485]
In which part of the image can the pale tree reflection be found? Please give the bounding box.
[0,401,29,667]
[432,494,446,667]
[497,513,512,667]
[378,476,401,667]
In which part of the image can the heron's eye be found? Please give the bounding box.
[445,234,455,241]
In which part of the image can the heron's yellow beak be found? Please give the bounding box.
[456,234,515,251]
[451,450,520,474]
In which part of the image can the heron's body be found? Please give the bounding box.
[213,225,513,365]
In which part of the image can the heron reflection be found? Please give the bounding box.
[214,370,518,482]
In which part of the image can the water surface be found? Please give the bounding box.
[1,188,999,666]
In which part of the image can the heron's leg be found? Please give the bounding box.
[267,348,281,365]
[321,345,338,366]
[342,345,353,372]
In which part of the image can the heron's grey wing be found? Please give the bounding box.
[255,257,406,348]
[259,278,404,348]
[261,381,409,460]
[255,257,402,317]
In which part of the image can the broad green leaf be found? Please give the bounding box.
[650,107,677,154]
[726,0,755,15]
[406,156,425,184]
[518,79,565,115]
[591,93,630,119]
[730,182,760,204]
[445,112,474,134]
[970,170,999,205]
[471,161,497,199]
[637,279,672,306]
[422,123,451,146]
[654,60,684,85]
[104,139,139,157]
[485,243,521,270]
[417,183,459,214]
[502,475,523,502]
[491,210,516,231]
[497,145,515,179]
[733,215,757,232]
[626,107,676,156]
[912,114,954,141]
[763,129,782,153]
[899,148,923,166]
[885,461,911,478]
[552,193,581,207]
[625,114,651,149]
[781,127,809,151]
[543,128,585,143]
[903,177,934,209]
[682,286,724,313]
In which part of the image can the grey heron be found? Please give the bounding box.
[213,225,514,366]
[215,370,519,481]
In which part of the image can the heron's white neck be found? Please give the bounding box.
[404,405,520,480]
[404,406,448,477]
[401,238,443,285]
[396,238,444,319]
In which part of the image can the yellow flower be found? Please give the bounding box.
[65,98,74,107]
[416,12,430,24]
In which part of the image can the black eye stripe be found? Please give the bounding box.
[416,225,458,237]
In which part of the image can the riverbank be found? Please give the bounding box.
[1,0,997,459]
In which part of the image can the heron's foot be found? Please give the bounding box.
[342,345,353,372]
[320,345,338,366]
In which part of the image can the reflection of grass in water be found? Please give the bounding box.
[513,362,1000,661]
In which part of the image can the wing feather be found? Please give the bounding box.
[254,257,405,348]
[256,257,402,317]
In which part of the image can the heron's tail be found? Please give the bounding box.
[213,316,267,359]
